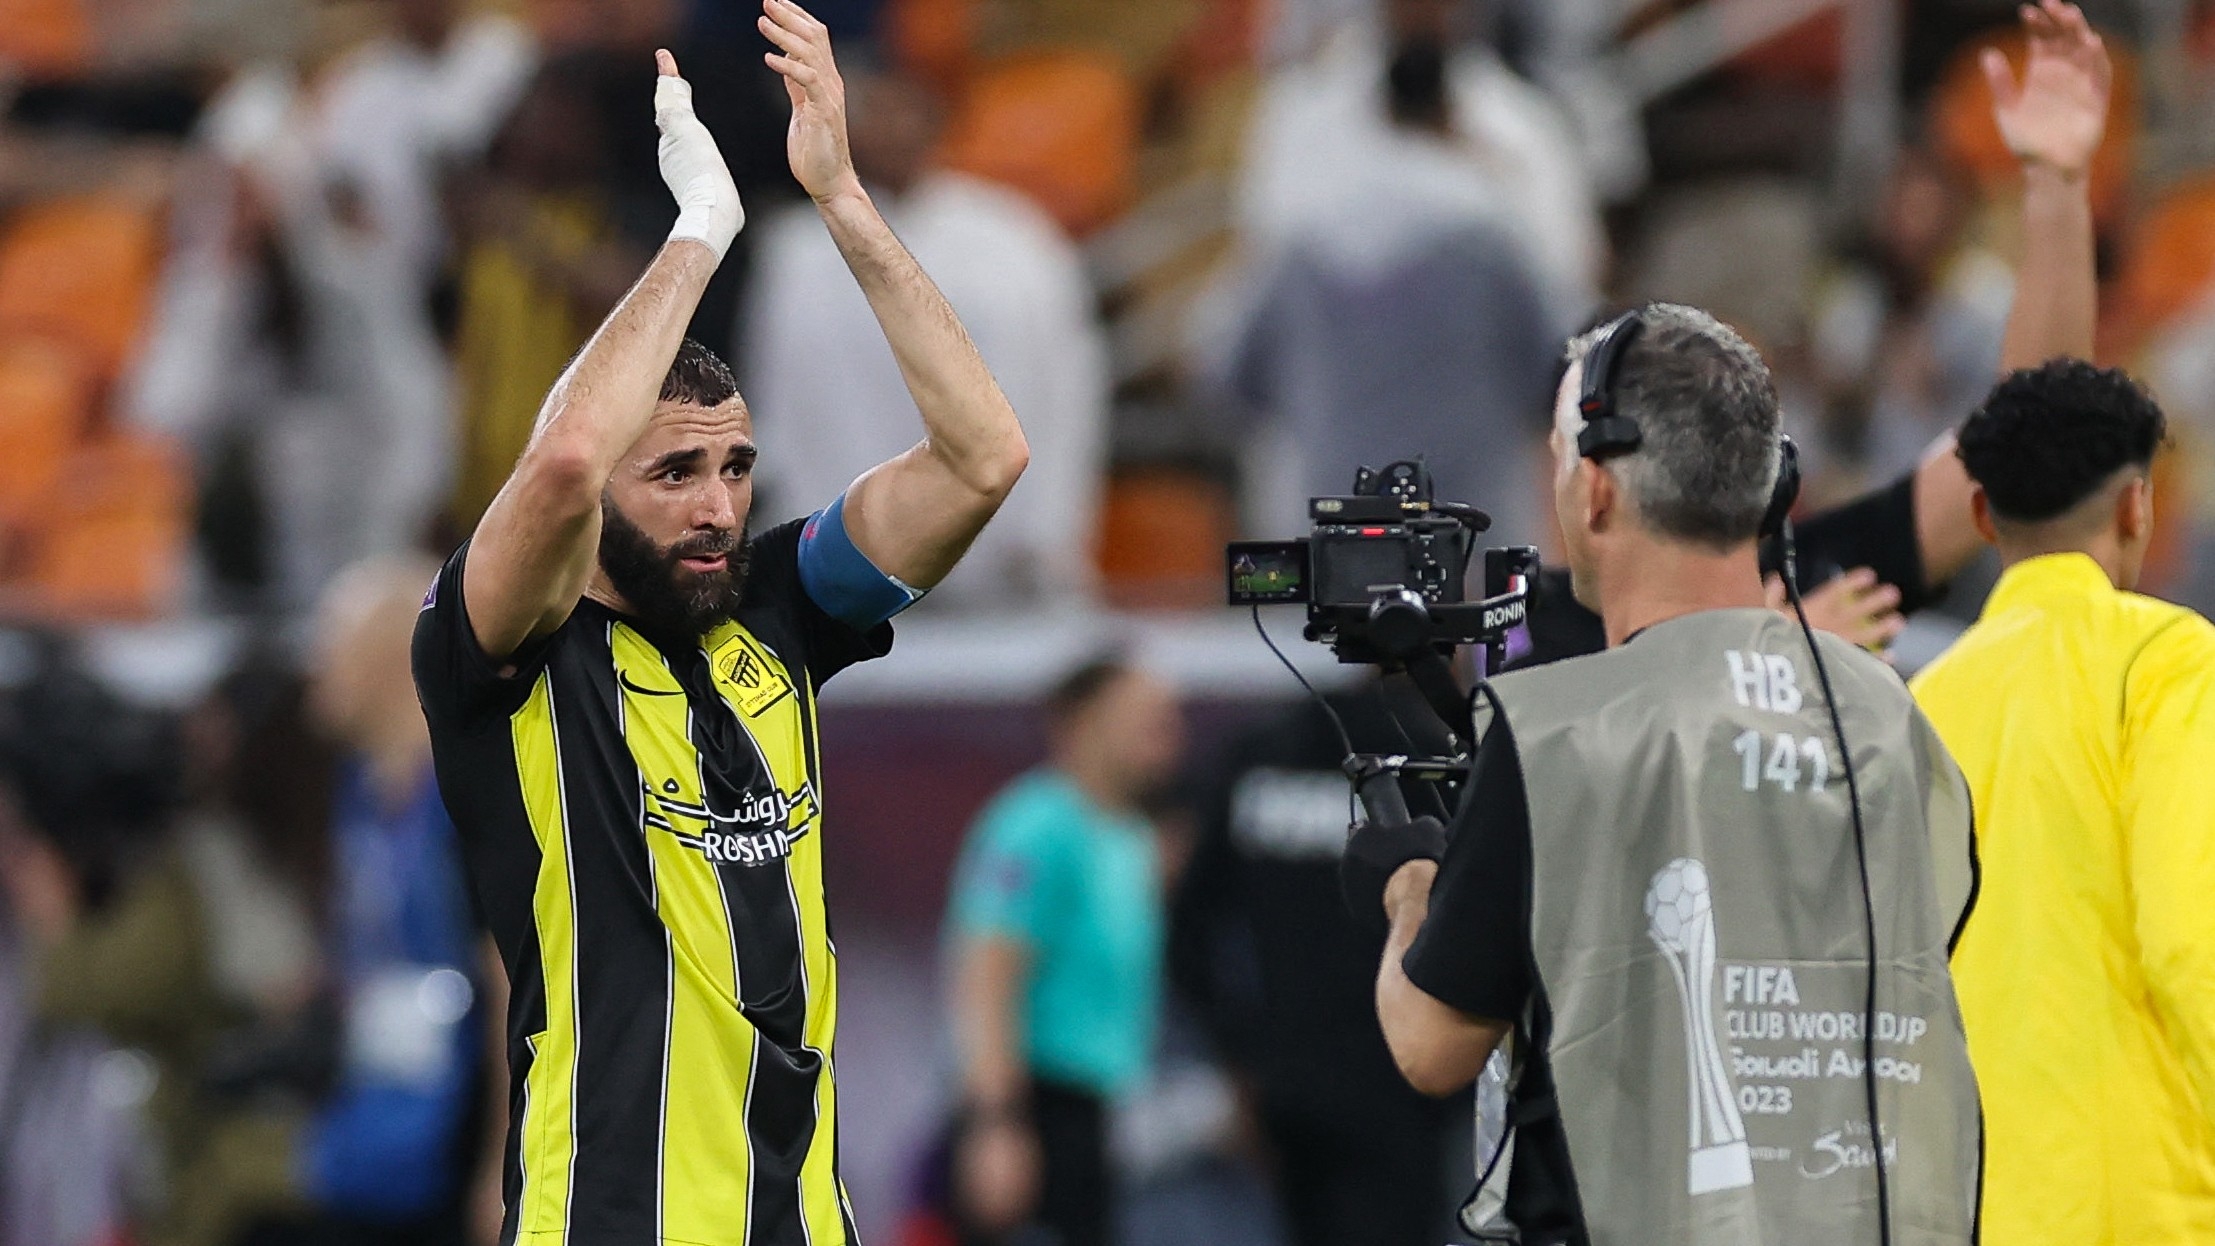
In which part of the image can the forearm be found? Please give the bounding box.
[1375,861,1505,1097]
[816,187,1025,496]
[526,239,716,478]
[1375,874,1436,1062]
[1918,160,2097,584]
[952,937,1031,1110]
[2000,163,2096,371]
[461,239,718,654]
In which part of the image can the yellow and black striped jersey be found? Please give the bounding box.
[413,519,890,1246]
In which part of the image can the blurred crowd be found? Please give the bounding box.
[5,0,2215,1242]
[1,0,2212,625]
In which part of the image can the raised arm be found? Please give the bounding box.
[462,53,742,661]
[757,0,1028,591]
[1917,0,2107,582]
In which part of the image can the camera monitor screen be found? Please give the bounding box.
[1226,541,1310,605]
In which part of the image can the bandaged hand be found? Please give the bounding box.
[654,50,743,260]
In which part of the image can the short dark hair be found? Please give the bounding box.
[1563,303,1780,548]
[1958,359,2167,523]
[1046,654,1133,727]
[660,337,740,408]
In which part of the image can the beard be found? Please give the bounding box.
[597,498,750,637]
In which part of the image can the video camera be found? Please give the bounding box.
[1226,460,1540,819]
[1227,460,1539,671]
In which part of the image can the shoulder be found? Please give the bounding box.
[964,773,1083,870]
[1488,633,1642,708]
[413,540,585,724]
[1812,627,1912,704]
[2121,600,2215,693]
[975,771,1079,835]
[2119,592,2215,650]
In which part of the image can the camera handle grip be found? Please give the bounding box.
[1346,756,1414,828]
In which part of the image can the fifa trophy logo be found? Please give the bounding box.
[1645,857,1754,1195]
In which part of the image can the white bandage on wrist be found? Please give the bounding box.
[655,73,744,261]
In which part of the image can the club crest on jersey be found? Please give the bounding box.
[644,776,819,866]
[710,631,793,717]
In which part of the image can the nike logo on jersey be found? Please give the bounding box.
[618,669,686,697]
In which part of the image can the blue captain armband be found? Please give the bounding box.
[798,493,925,629]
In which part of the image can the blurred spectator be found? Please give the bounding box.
[0,654,281,1246]
[939,657,1184,1246]
[126,84,442,607]
[124,0,534,606]
[0,560,480,1246]
[1202,17,1564,547]
[1170,683,1461,1246]
[1236,0,1602,313]
[0,779,143,1246]
[448,55,649,530]
[275,555,481,1240]
[745,66,1108,608]
[304,0,537,288]
[1809,147,2013,481]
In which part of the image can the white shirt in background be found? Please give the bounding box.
[1237,19,1603,320]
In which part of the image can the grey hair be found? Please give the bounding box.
[1561,303,1780,549]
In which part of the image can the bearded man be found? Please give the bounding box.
[410,6,1027,1242]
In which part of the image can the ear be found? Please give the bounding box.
[1581,458,1617,533]
[2118,474,2153,543]
[1970,486,1998,546]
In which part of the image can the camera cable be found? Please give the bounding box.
[1251,605,1361,826]
[1779,522,1893,1246]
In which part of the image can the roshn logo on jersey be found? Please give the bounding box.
[1646,857,1754,1195]
[644,776,819,866]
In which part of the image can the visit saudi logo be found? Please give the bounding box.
[1646,857,1754,1195]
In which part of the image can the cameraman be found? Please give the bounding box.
[1355,304,1982,1242]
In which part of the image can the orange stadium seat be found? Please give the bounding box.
[2108,174,2215,360]
[885,0,976,94]
[0,339,94,528]
[25,430,189,619]
[0,0,90,77]
[0,195,164,382]
[1095,466,1232,609]
[937,51,1140,237]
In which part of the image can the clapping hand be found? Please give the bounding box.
[1984,0,2111,180]
[653,49,744,260]
[758,0,862,205]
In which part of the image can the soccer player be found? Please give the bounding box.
[409,5,1028,1242]
[1911,361,2215,1242]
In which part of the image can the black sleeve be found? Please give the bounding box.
[411,540,555,727]
[1767,471,1935,615]
[1401,714,1534,1022]
[737,518,893,690]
